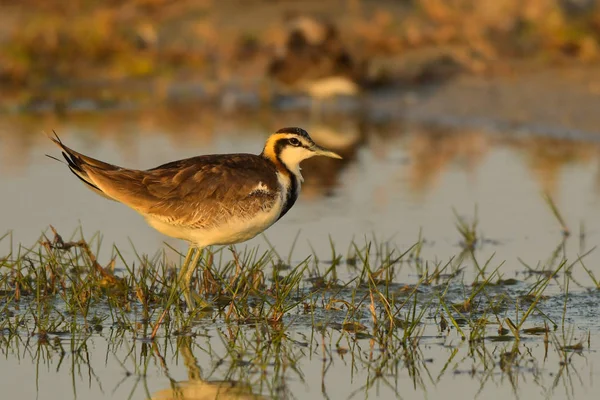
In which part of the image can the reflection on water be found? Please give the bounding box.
[2,107,600,400]
[2,107,597,199]
[0,315,597,400]
[2,107,600,273]
[521,135,598,195]
[405,126,488,197]
[152,337,265,400]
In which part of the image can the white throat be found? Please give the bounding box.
[286,163,304,183]
[279,147,315,183]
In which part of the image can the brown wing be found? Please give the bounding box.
[76,153,280,228]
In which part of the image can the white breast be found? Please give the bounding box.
[302,76,360,99]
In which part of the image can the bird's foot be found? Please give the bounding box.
[184,289,212,314]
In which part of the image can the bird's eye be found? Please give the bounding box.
[289,138,301,147]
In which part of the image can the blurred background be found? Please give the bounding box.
[2,0,600,270]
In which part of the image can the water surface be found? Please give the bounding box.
[2,109,599,278]
[1,104,600,400]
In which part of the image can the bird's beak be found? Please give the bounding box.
[311,144,343,159]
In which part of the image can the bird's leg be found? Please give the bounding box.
[176,246,197,309]
[178,246,196,280]
[182,247,203,310]
[177,248,194,303]
[229,246,242,277]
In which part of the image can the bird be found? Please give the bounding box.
[48,127,342,309]
[267,15,364,114]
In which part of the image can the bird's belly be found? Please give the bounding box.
[145,200,283,248]
[195,208,281,246]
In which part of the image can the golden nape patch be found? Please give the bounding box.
[262,133,290,172]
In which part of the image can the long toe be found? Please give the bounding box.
[191,291,212,310]
[183,289,196,311]
[184,290,211,313]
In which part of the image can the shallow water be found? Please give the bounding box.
[0,323,598,400]
[2,101,600,399]
[2,108,600,279]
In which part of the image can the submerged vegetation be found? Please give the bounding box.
[0,201,597,398]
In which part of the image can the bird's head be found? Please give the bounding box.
[261,127,342,180]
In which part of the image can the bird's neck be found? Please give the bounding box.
[261,151,301,220]
[275,167,300,221]
[281,161,304,183]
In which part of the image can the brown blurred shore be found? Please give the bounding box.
[2,0,600,108]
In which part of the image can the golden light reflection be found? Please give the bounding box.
[300,119,366,199]
[151,337,265,400]
[515,136,597,196]
[0,110,599,203]
[0,107,218,174]
[406,126,489,197]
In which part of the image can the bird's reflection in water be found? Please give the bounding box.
[152,337,265,400]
